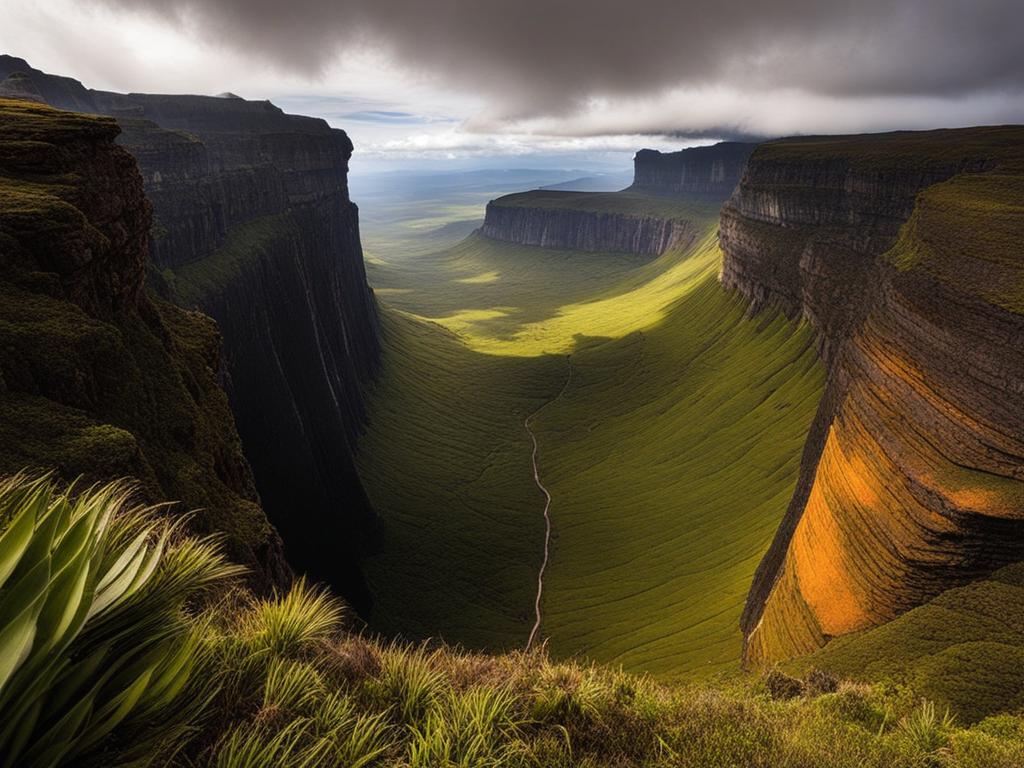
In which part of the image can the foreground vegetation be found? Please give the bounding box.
[3,474,1023,768]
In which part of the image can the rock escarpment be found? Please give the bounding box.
[630,142,755,199]
[481,190,710,255]
[0,98,287,585]
[1,55,380,609]
[479,145,752,255]
[722,127,1024,665]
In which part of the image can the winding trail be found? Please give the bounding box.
[525,356,573,651]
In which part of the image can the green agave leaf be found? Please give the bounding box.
[12,492,60,584]
[94,525,151,595]
[88,535,151,620]
[47,495,101,576]
[20,687,96,768]
[76,665,155,751]
[40,645,110,722]
[145,635,199,710]
[124,526,170,598]
[39,565,90,657]
[3,695,43,766]
[33,528,96,659]
[0,555,52,692]
[0,484,41,588]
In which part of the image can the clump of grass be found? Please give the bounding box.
[241,577,343,656]
[897,699,957,755]
[369,643,447,724]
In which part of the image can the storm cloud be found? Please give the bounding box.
[90,0,1024,124]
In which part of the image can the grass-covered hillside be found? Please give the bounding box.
[358,193,825,678]
[5,473,1024,768]
[787,562,1024,724]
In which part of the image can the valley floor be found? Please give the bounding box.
[357,198,824,679]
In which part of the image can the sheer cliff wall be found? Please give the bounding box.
[721,128,1024,665]
[630,142,755,199]
[0,98,289,586]
[0,55,380,609]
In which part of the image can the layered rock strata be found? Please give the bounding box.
[722,127,1024,665]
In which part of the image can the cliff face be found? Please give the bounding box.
[0,98,288,585]
[482,202,694,255]
[721,127,1024,665]
[1,56,380,609]
[480,190,715,255]
[630,142,755,199]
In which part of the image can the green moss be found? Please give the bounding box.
[885,171,1024,314]
[172,213,290,304]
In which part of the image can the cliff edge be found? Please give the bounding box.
[630,142,755,199]
[481,190,719,255]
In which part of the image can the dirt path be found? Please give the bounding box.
[525,356,572,651]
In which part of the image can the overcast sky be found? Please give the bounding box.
[3,0,1022,171]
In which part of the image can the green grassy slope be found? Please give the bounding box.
[787,563,1024,723]
[359,194,824,676]
[535,269,823,678]
[358,310,565,647]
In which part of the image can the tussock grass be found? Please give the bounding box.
[3,474,1022,766]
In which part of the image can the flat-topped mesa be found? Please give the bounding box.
[723,126,1024,667]
[630,142,756,200]
[1,55,380,610]
[481,190,716,255]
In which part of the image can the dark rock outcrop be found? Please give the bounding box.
[2,55,380,610]
[630,142,755,200]
[722,127,1024,665]
[0,98,288,586]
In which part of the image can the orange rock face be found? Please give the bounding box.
[720,128,1024,665]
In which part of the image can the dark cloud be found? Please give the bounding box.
[92,0,1024,123]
